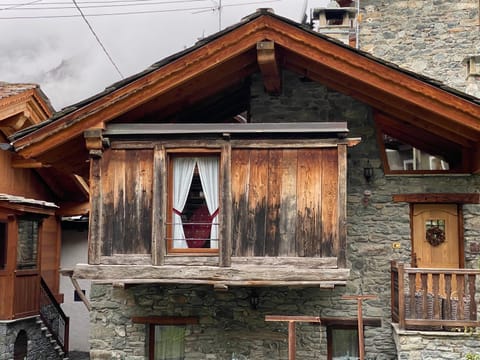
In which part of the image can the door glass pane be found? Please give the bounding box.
[154,325,185,360]
[331,328,359,360]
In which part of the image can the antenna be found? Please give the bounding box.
[300,0,308,23]
[211,0,222,31]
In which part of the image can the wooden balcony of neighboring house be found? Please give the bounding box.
[391,261,480,330]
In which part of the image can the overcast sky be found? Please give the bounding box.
[0,0,329,109]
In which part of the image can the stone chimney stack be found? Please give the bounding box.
[464,55,480,98]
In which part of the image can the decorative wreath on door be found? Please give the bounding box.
[426,226,445,246]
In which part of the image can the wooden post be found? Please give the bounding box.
[265,315,321,360]
[341,295,377,360]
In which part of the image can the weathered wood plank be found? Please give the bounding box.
[99,255,152,265]
[112,150,126,254]
[337,145,347,267]
[231,149,250,256]
[73,264,350,284]
[321,148,338,257]
[89,153,103,264]
[220,143,232,267]
[231,138,361,148]
[231,257,337,268]
[296,149,322,256]
[266,150,282,256]
[248,149,268,256]
[152,146,165,265]
[278,150,298,256]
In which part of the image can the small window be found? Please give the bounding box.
[16,218,39,270]
[0,222,6,270]
[151,325,185,360]
[167,154,219,253]
[383,134,449,172]
[328,326,359,360]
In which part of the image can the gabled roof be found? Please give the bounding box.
[0,82,89,208]
[0,82,53,137]
[9,9,480,174]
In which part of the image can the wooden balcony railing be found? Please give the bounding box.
[391,261,480,330]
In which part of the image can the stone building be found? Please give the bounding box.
[7,2,480,360]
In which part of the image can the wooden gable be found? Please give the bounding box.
[8,10,480,175]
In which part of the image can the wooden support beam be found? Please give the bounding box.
[265,315,321,360]
[61,269,91,311]
[257,41,281,94]
[11,157,46,169]
[341,295,378,360]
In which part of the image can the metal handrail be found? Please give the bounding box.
[39,277,69,355]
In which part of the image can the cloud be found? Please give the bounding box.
[0,0,328,109]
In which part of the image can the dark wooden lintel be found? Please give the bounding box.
[132,316,199,325]
[319,317,382,327]
[392,193,480,204]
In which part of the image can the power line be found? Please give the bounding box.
[0,0,41,10]
[0,4,214,17]
[71,0,124,79]
[0,0,280,19]
[0,0,204,4]
[1,0,209,10]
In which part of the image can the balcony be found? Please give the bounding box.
[391,261,480,330]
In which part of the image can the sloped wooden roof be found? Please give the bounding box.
[9,9,480,174]
[0,82,89,207]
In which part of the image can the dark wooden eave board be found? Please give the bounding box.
[392,193,480,204]
[103,122,349,136]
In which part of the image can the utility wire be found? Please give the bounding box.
[0,0,278,19]
[0,0,205,4]
[0,4,218,18]
[2,0,209,10]
[71,0,124,79]
[0,0,41,11]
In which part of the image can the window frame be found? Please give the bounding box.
[327,324,359,360]
[166,149,221,255]
[132,316,198,360]
[16,216,41,270]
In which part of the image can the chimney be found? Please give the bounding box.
[464,55,480,98]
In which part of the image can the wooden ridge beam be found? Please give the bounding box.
[257,41,281,94]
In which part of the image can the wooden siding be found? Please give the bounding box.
[0,134,54,200]
[232,148,339,257]
[100,149,153,256]
[40,216,61,294]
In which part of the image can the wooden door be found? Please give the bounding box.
[412,204,461,269]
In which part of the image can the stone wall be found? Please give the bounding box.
[0,316,63,360]
[392,324,480,360]
[358,0,480,94]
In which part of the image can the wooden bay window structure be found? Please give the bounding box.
[80,123,357,287]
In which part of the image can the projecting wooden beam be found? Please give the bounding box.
[257,41,281,94]
[11,157,45,168]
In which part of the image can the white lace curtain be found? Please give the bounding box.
[172,157,219,249]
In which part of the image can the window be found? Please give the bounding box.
[16,218,39,270]
[0,222,6,270]
[328,326,359,360]
[168,154,219,253]
[151,325,185,360]
[132,316,198,360]
[383,135,449,172]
